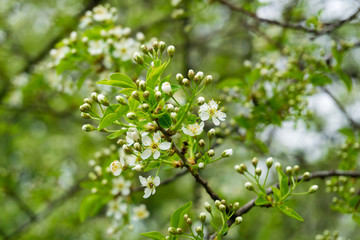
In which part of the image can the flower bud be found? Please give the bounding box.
[221,149,233,158]
[84,98,92,105]
[293,165,300,173]
[159,41,166,53]
[186,218,192,225]
[255,167,262,176]
[133,164,143,171]
[168,227,176,235]
[275,162,282,169]
[266,157,273,168]
[176,228,183,234]
[215,200,221,208]
[82,124,95,132]
[131,91,140,101]
[134,142,141,151]
[235,216,243,225]
[239,163,247,173]
[194,71,204,84]
[188,69,195,80]
[80,103,91,113]
[142,103,150,111]
[198,139,205,148]
[208,128,215,140]
[155,91,162,101]
[219,204,226,212]
[97,94,109,106]
[139,80,146,91]
[81,112,91,119]
[303,172,310,180]
[126,112,137,120]
[182,78,190,87]
[204,202,212,213]
[233,202,240,209]
[286,166,293,175]
[204,75,213,85]
[309,185,318,193]
[176,73,183,83]
[141,44,148,54]
[199,212,206,222]
[133,52,143,65]
[251,157,258,167]
[153,41,159,52]
[143,91,150,100]
[91,92,98,102]
[197,97,205,105]
[116,95,127,105]
[165,104,174,112]
[245,182,254,191]
[123,145,133,154]
[208,149,215,157]
[198,162,205,169]
[183,214,189,221]
[167,45,175,57]
[161,82,172,95]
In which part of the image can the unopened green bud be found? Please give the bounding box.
[134,142,141,151]
[233,202,240,209]
[255,167,262,176]
[204,75,213,85]
[251,157,258,167]
[97,94,109,106]
[266,157,273,168]
[198,139,205,148]
[142,103,150,111]
[80,103,91,113]
[183,214,189,221]
[188,69,195,80]
[303,172,310,180]
[167,45,175,57]
[208,128,215,140]
[117,139,126,146]
[309,185,318,193]
[239,163,247,173]
[182,78,190,87]
[245,182,254,191]
[143,91,150,100]
[275,162,282,169]
[126,112,137,120]
[199,212,206,222]
[159,41,166,54]
[81,112,91,119]
[155,91,162,101]
[82,124,95,132]
[123,145,133,154]
[116,95,127,105]
[235,216,243,225]
[195,227,202,234]
[133,52,143,65]
[153,41,159,52]
[140,44,148,54]
[286,166,293,175]
[204,202,212,213]
[168,227,176,235]
[176,228,183,234]
[139,80,146,91]
[194,71,204,84]
[131,91,140,101]
[186,218,192,225]
[293,165,300,173]
[208,149,215,157]
[215,200,221,208]
[176,73,183,83]
[84,98,92,105]
[219,204,226,212]
[91,92,98,102]
[197,97,205,105]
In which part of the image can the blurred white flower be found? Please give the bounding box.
[106,198,127,220]
[110,158,125,176]
[111,176,131,196]
[139,175,160,198]
[88,40,106,55]
[132,204,150,221]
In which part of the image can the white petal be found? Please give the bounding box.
[199,111,210,121]
[209,100,218,108]
[199,121,205,128]
[159,142,171,150]
[142,135,151,146]
[151,188,156,195]
[141,148,152,160]
[126,136,134,145]
[199,103,209,111]
[153,132,161,143]
[143,188,151,198]
[153,150,160,159]
[111,188,119,195]
[113,169,122,176]
[216,111,226,120]
[153,176,160,186]
[139,176,147,186]
[122,188,130,196]
[182,127,194,136]
[212,117,220,126]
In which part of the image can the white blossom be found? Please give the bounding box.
[141,132,171,160]
[50,46,70,65]
[110,158,125,176]
[126,127,141,146]
[199,100,226,126]
[112,38,140,61]
[111,176,131,196]
[139,175,160,198]
[88,40,106,55]
[161,82,172,95]
[93,5,113,22]
[132,204,150,221]
[106,198,127,220]
[222,149,233,157]
[182,122,204,136]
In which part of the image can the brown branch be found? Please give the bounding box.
[209,169,360,239]
[217,0,360,35]
[156,121,222,202]
[321,86,360,129]
[5,190,36,221]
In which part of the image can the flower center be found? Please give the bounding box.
[151,142,158,151]
[148,181,154,189]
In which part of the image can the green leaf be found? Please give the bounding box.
[352,212,360,226]
[141,231,165,240]
[97,73,137,89]
[176,105,187,122]
[309,73,332,86]
[107,128,127,139]
[336,69,352,91]
[255,195,271,206]
[99,104,129,130]
[158,113,172,129]
[338,127,355,138]
[186,114,197,124]
[277,204,304,221]
[170,201,192,228]
[128,97,140,111]
[144,161,161,172]
[79,194,111,222]
[271,186,281,201]
[147,61,168,89]
[277,168,289,197]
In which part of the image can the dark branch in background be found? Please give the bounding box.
[321,86,360,129]
[209,170,360,240]
[217,0,360,35]
[3,177,86,240]
[5,189,36,221]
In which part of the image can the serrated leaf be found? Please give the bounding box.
[141,231,165,240]
[309,73,332,86]
[158,113,172,128]
[170,201,192,228]
[99,105,129,130]
[79,194,111,222]
[97,73,136,89]
[277,204,304,221]
[277,168,289,197]
[107,128,127,139]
